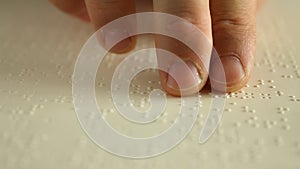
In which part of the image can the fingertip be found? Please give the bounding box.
[159,60,208,97]
[210,54,251,93]
[96,29,137,54]
[109,36,137,54]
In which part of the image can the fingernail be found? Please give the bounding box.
[211,55,245,85]
[101,29,132,53]
[166,60,202,91]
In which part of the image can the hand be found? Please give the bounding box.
[50,0,265,96]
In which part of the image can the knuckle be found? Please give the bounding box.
[212,12,255,29]
[212,15,256,36]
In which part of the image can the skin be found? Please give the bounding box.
[49,0,265,96]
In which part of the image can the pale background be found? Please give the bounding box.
[0,0,300,169]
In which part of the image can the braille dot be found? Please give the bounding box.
[253,123,260,128]
[275,91,284,96]
[38,105,45,109]
[270,121,277,125]
[249,109,256,113]
[258,79,264,83]
[243,106,249,110]
[230,102,237,105]
[240,90,246,94]
[283,107,290,111]
[281,117,288,122]
[283,125,291,130]
[213,108,221,112]
[240,96,247,99]
[274,137,284,146]
[17,110,24,115]
[250,116,258,120]
[283,64,289,68]
[234,122,241,127]
[246,119,253,124]
[264,120,272,129]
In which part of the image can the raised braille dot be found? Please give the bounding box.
[264,120,272,129]
[283,64,289,68]
[243,106,249,110]
[289,96,296,99]
[147,86,153,91]
[281,117,288,122]
[246,119,253,124]
[230,102,237,105]
[38,104,45,109]
[240,96,247,99]
[274,136,284,146]
[283,107,290,111]
[213,108,221,112]
[258,79,264,83]
[275,91,284,96]
[270,121,277,125]
[283,125,291,130]
[234,122,241,127]
[253,123,260,128]
[249,109,256,113]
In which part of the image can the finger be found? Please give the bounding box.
[85,0,136,53]
[49,0,90,22]
[135,0,153,12]
[209,0,257,92]
[153,0,212,96]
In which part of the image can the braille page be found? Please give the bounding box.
[0,0,299,169]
